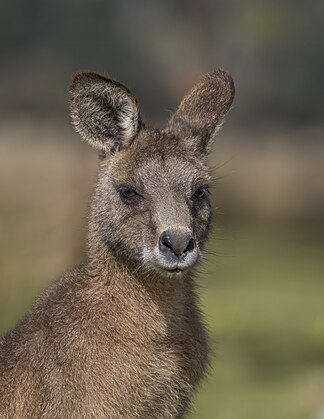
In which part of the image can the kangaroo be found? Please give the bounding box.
[0,69,234,418]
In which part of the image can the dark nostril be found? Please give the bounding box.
[159,230,196,257]
[160,235,173,252]
[185,238,195,253]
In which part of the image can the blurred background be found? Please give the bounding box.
[0,1,323,417]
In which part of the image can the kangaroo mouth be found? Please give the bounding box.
[154,262,192,276]
[165,267,182,273]
[145,246,200,276]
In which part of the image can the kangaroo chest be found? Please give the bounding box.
[73,290,209,418]
[88,325,207,418]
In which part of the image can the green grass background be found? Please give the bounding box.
[191,229,324,419]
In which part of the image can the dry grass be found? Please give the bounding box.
[210,127,324,220]
[0,119,97,329]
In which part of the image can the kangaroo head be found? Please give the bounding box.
[69,70,234,276]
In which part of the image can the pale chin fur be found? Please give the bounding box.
[141,246,200,277]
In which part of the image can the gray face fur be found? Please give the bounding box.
[70,70,234,276]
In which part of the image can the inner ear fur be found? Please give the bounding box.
[69,72,141,153]
[165,69,235,156]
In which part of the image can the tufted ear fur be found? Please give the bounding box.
[69,72,141,153]
[165,69,235,157]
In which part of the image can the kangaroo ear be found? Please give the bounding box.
[69,72,141,153]
[165,69,235,157]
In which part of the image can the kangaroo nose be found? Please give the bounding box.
[159,230,195,257]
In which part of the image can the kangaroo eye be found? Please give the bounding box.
[119,186,139,200]
[192,187,207,199]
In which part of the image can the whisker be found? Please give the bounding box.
[209,155,235,172]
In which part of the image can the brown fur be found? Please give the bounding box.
[0,69,234,418]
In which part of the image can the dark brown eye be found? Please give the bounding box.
[118,186,140,201]
[192,187,207,199]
